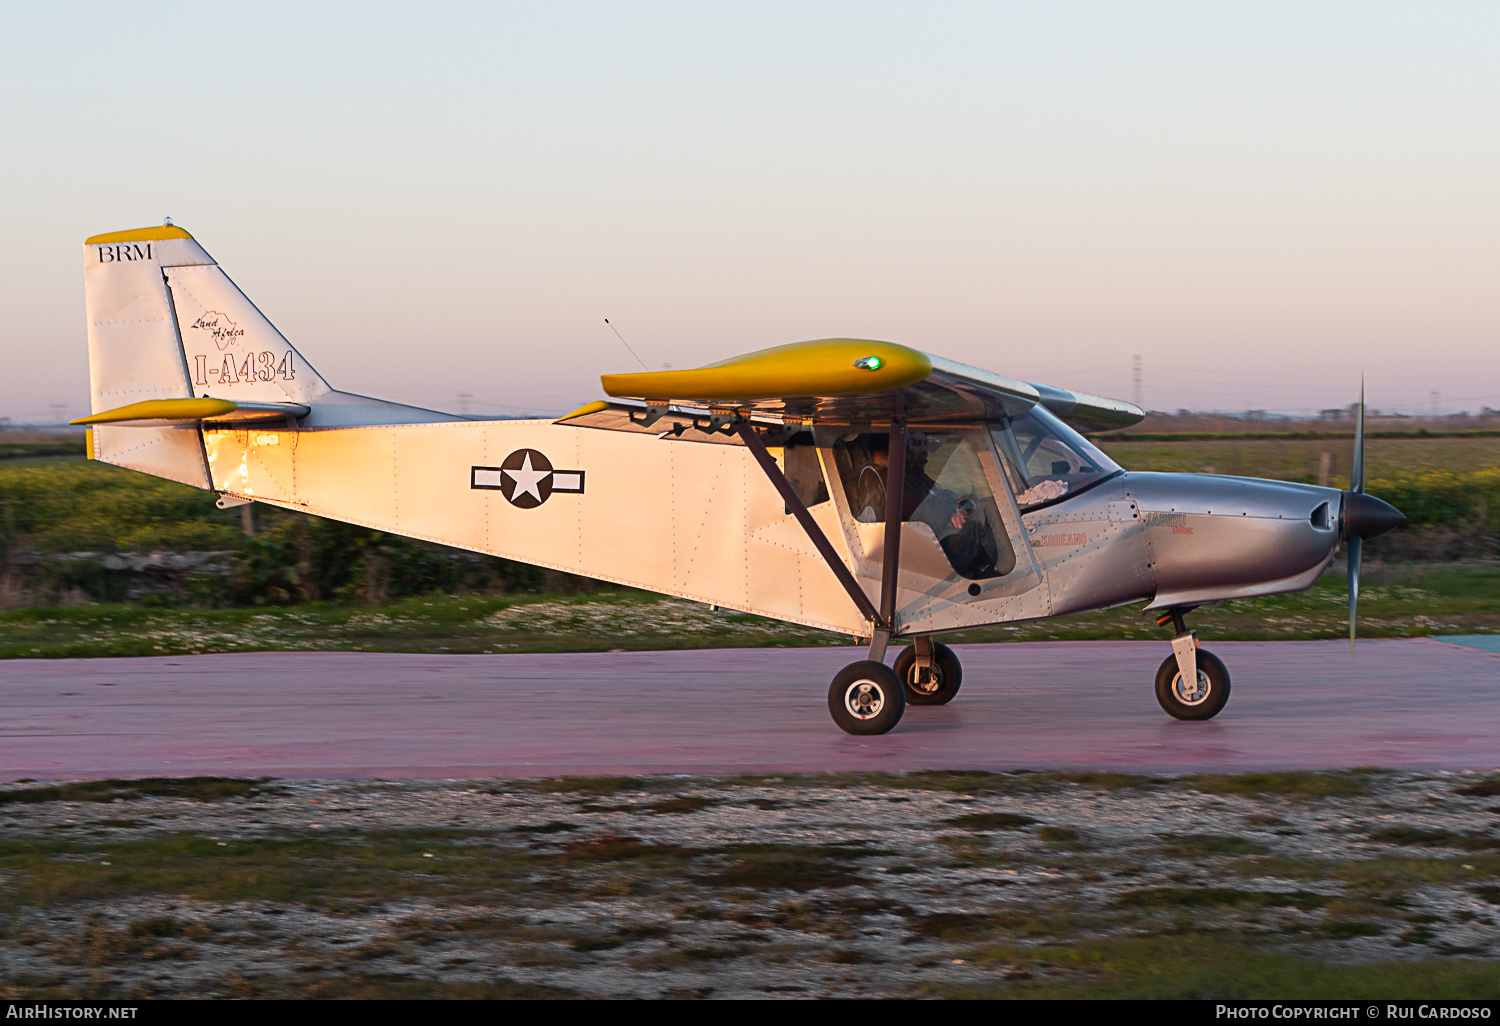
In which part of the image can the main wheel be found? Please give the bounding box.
[1154,649,1231,721]
[828,661,906,735]
[893,642,963,706]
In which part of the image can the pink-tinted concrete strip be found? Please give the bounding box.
[1,639,1497,780]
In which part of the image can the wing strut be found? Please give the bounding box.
[735,422,880,627]
[871,413,907,663]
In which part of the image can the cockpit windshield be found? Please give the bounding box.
[989,407,1121,510]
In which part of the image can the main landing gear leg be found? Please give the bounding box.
[894,635,964,705]
[737,414,916,736]
[1153,607,1230,720]
[829,416,909,735]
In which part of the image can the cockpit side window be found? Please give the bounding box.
[990,407,1121,510]
[829,429,1015,580]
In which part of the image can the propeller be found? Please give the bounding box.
[1340,378,1405,654]
[1347,380,1365,656]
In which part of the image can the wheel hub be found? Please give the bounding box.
[843,680,886,719]
[907,665,942,695]
[1173,669,1212,706]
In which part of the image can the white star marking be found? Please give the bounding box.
[503,453,551,502]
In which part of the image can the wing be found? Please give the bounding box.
[561,338,1141,434]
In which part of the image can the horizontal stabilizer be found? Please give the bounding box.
[72,397,310,428]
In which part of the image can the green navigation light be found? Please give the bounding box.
[853,356,883,371]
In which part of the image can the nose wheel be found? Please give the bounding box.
[1153,607,1231,720]
[828,661,906,735]
[1154,650,1231,720]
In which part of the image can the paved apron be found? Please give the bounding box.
[1,638,1496,780]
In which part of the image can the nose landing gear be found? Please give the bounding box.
[1153,608,1231,720]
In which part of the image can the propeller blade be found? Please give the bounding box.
[1347,534,1362,657]
[1352,376,1365,495]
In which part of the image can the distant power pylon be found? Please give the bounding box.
[1132,355,1143,409]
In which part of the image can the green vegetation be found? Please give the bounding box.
[1,438,1497,655]
[1366,826,1498,851]
[6,561,1497,657]
[1114,887,1331,911]
[0,829,542,910]
[0,458,560,606]
[1158,834,1269,857]
[0,440,84,461]
[939,933,1500,999]
[1097,432,1499,485]
[0,458,245,553]
[942,812,1037,830]
[696,843,876,892]
[0,777,273,806]
[0,592,850,658]
[1187,769,1385,800]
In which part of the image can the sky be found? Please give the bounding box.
[2,1,1497,421]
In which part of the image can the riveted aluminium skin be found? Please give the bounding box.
[1124,473,1343,609]
[1024,481,1154,618]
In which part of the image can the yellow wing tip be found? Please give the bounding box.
[85,225,194,245]
[555,400,613,423]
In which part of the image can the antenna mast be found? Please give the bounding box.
[604,319,649,372]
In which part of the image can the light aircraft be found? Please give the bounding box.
[75,224,1405,735]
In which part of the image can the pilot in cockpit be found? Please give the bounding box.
[871,431,1001,578]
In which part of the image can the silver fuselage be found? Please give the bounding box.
[1034,471,1343,617]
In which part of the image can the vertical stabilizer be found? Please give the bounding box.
[164,263,331,407]
[83,224,337,488]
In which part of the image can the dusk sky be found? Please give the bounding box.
[3,2,1497,421]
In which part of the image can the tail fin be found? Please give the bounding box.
[83,224,331,487]
[84,223,458,488]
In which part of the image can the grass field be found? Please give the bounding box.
[1,560,1495,658]
[1100,434,1500,484]
[1,439,1497,654]
[3,770,1499,999]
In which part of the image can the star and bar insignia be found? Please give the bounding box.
[471,449,585,508]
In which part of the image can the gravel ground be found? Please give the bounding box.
[3,770,1499,999]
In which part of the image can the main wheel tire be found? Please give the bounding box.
[893,642,963,706]
[1154,649,1231,721]
[827,661,906,736]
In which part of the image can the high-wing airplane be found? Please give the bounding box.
[75,224,1405,735]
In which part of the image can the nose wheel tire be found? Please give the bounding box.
[828,661,906,735]
[1154,649,1231,721]
[893,642,963,706]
